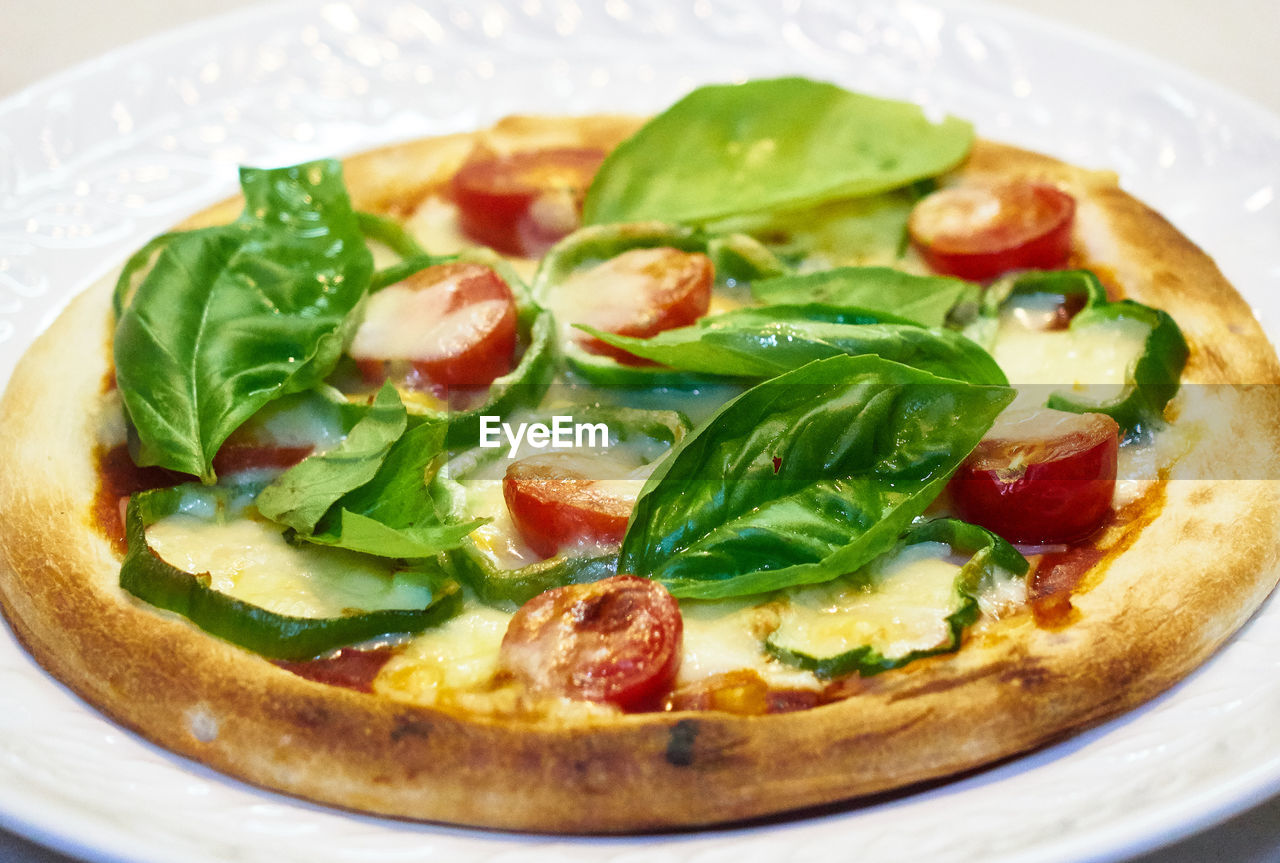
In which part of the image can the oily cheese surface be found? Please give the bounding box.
[1,116,1279,832]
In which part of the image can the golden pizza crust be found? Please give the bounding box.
[2,118,1279,832]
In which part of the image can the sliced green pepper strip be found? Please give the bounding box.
[357,210,429,260]
[449,552,619,609]
[353,243,557,445]
[369,252,448,292]
[433,406,689,609]
[996,270,1189,434]
[121,487,461,661]
[532,221,785,388]
[765,518,1027,679]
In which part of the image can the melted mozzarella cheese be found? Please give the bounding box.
[463,478,545,570]
[145,515,434,618]
[994,313,1150,413]
[374,604,512,702]
[770,542,965,661]
[678,598,819,689]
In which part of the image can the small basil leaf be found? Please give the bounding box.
[305,510,487,559]
[303,418,481,558]
[255,382,408,534]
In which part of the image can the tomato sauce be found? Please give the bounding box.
[1026,481,1167,628]
[93,443,187,553]
[273,645,399,693]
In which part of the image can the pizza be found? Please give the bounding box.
[2,76,1279,832]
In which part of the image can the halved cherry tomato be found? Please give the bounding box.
[947,408,1120,544]
[908,181,1076,280]
[555,246,713,365]
[452,147,606,258]
[499,574,683,711]
[349,262,517,393]
[503,453,636,557]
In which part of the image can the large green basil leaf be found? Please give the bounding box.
[115,160,373,482]
[580,304,1007,386]
[708,187,926,270]
[618,355,1014,599]
[751,267,979,330]
[583,77,972,226]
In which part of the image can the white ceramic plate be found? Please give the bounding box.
[3,1,1280,861]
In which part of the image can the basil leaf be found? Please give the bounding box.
[709,189,923,270]
[114,159,373,482]
[751,267,979,330]
[304,510,484,559]
[619,354,1014,599]
[255,383,408,534]
[121,487,460,661]
[580,305,1007,386]
[306,419,486,558]
[112,231,178,318]
[584,77,972,226]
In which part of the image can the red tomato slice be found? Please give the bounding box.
[503,453,636,558]
[947,408,1120,544]
[554,246,713,365]
[499,575,683,711]
[452,147,606,258]
[349,262,517,393]
[908,181,1076,280]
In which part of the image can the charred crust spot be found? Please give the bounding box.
[997,660,1051,691]
[886,666,1000,702]
[390,716,434,743]
[1188,486,1215,507]
[570,591,638,632]
[665,719,700,767]
[291,701,332,730]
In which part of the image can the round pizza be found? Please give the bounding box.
[2,77,1278,832]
